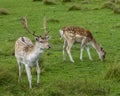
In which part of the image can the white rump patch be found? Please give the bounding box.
[59,29,64,39]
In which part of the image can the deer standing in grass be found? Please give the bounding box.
[15,16,50,89]
[60,26,106,63]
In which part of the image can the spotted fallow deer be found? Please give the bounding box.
[60,26,106,63]
[15,16,50,88]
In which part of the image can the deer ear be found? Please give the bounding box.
[45,35,51,40]
[101,47,103,50]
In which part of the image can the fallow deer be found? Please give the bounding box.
[60,26,106,63]
[15,16,50,88]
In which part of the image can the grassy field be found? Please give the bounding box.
[0,0,120,96]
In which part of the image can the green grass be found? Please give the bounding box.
[0,0,120,96]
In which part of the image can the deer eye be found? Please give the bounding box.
[39,41,44,43]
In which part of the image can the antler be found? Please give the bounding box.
[21,16,39,37]
[43,16,49,36]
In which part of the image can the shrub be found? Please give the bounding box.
[0,8,9,15]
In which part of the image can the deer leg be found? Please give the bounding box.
[36,61,40,85]
[25,65,32,89]
[63,40,67,61]
[80,46,85,61]
[81,38,86,47]
[18,61,22,83]
[80,39,86,61]
[66,40,74,63]
[86,46,93,60]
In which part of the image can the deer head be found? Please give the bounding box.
[21,16,50,49]
[99,47,106,61]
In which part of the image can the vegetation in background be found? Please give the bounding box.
[105,62,120,82]
[47,18,60,23]
[102,0,120,14]
[43,0,56,5]
[68,5,82,11]
[61,0,72,2]
[0,8,9,15]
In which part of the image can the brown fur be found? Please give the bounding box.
[60,26,106,62]
[15,37,34,55]
[62,26,93,41]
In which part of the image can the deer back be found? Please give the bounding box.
[61,26,93,42]
[15,37,34,56]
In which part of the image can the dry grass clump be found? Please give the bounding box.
[110,0,120,3]
[44,79,110,96]
[102,1,115,9]
[68,5,82,11]
[47,18,60,23]
[115,0,120,4]
[0,68,16,86]
[102,0,120,14]
[112,23,120,28]
[61,0,72,2]
[0,8,9,15]
[68,5,89,11]
[33,0,42,1]
[43,0,56,5]
[105,64,120,81]
[113,6,120,13]
[110,0,116,3]
[81,0,91,4]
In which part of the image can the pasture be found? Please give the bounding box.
[0,0,120,95]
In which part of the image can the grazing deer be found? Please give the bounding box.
[15,16,50,89]
[60,26,106,63]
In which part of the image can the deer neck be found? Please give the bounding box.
[27,42,43,59]
[91,38,101,53]
[33,42,44,54]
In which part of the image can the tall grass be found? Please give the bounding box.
[42,79,110,96]
[105,63,120,81]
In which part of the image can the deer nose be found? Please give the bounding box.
[48,45,51,49]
